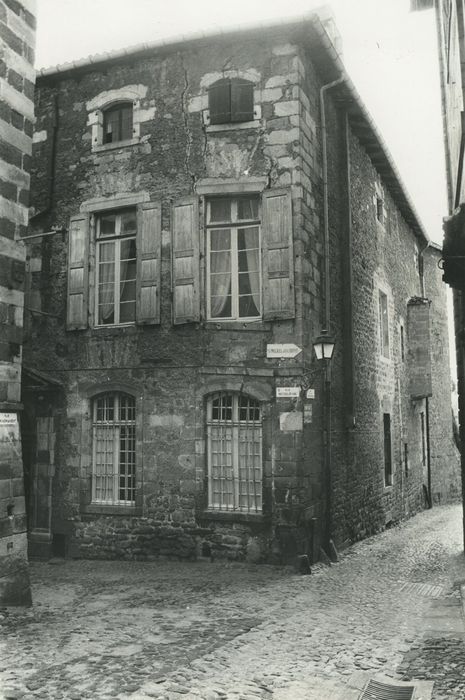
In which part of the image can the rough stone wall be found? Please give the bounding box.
[423,247,461,503]
[328,127,435,547]
[0,0,35,604]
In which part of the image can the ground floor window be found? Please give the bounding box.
[206,392,262,512]
[92,392,136,504]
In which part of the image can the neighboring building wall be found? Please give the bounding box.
[0,0,35,604]
[423,246,461,502]
[25,19,457,564]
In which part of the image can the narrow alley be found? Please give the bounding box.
[1,504,464,700]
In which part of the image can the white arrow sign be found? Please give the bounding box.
[266,343,302,359]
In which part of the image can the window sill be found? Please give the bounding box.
[92,324,137,334]
[200,509,266,524]
[92,137,140,153]
[204,319,271,331]
[205,120,261,133]
[83,504,140,516]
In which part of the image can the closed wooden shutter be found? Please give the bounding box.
[172,197,200,324]
[136,201,162,324]
[262,189,295,320]
[67,214,89,330]
[208,80,231,124]
[231,80,254,122]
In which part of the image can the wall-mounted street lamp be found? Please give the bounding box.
[312,330,336,362]
[312,329,336,559]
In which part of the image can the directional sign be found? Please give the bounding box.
[266,343,302,359]
[276,387,300,398]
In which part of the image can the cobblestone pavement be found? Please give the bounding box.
[1,504,465,700]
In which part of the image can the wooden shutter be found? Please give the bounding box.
[231,80,254,122]
[172,197,200,324]
[208,80,231,124]
[136,201,162,325]
[67,214,89,330]
[262,189,295,320]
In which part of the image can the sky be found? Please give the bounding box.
[35,0,446,244]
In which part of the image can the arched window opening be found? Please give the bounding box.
[206,392,262,512]
[103,102,133,144]
[92,392,136,504]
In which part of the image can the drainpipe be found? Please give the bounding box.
[418,243,433,508]
[319,75,345,555]
[320,75,345,330]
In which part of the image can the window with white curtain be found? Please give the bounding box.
[95,209,137,326]
[92,393,136,504]
[206,392,262,512]
[206,196,261,321]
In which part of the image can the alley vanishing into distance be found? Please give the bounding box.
[0,504,464,700]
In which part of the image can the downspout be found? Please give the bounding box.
[320,75,345,554]
[343,111,355,428]
[418,244,433,508]
[320,75,345,330]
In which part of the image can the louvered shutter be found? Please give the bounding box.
[67,214,89,330]
[262,189,295,320]
[208,80,231,124]
[172,197,200,324]
[231,79,254,122]
[136,201,162,324]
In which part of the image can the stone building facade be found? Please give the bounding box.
[0,0,36,604]
[24,10,459,564]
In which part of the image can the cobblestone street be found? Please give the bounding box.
[1,504,465,700]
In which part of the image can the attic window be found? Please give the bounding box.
[376,196,384,224]
[103,102,133,144]
[208,78,254,125]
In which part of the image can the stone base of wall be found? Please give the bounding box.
[69,515,277,564]
[0,533,32,606]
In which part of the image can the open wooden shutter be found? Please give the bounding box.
[136,201,162,325]
[67,214,89,330]
[172,197,200,324]
[262,188,295,320]
[231,79,254,122]
[208,79,231,124]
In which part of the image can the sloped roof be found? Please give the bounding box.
[36,9,429,244]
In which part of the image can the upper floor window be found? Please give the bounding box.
[92,392,136,505]
[207,392,262,513]
[206,196,261,321]
[96,209,137,326]
[379,290,390,358]
[208,78,254,125]
[103,102,133,144]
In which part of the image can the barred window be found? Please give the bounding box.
[103,102,133,144]
[207,392,262,512]
[92,393,136,504]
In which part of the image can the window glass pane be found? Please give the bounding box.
[210,228,231,251]
[210,199,231,223]
[120,210,137,234]
[99,215,116,237]
[99,241,115,263]
[237,226,259,254]
[239,293,260,318]
[119,299,136,323]
[120,238,136,264]
[120,105,133,141]
[237,197,259,221]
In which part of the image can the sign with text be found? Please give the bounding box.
[304,404,313,424]
[266,343,302,359]
[306,388,315,399]
[0,413,17,426]
[276,387,300,398]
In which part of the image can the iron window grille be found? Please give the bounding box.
[103,102,133,144]
[92,392,136,504]
[207,392,262,513]
[95,209,137,326]
[208,78,254,124]
[206,196,261,321]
